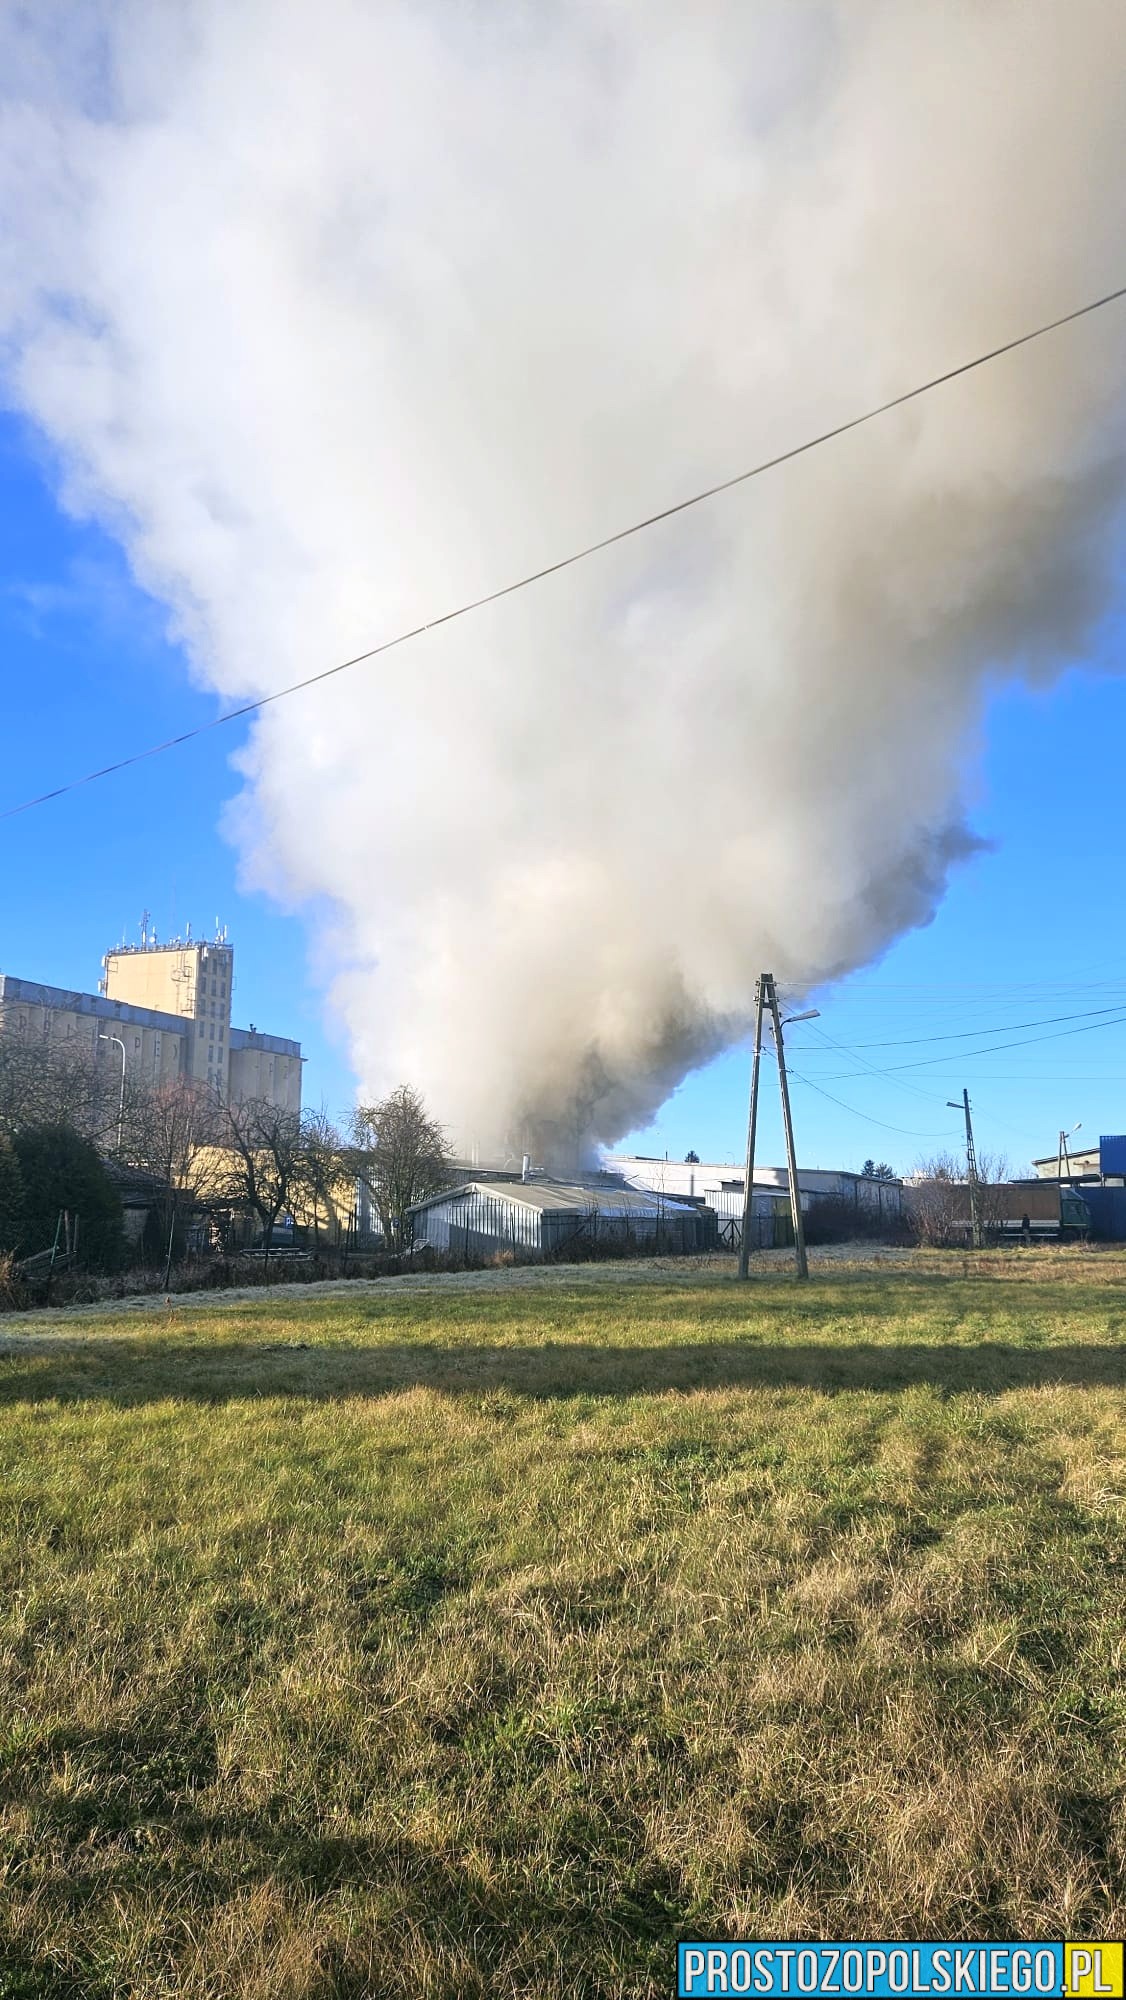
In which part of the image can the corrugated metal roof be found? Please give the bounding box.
[408,1179,696,1218]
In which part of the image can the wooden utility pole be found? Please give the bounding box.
[737,976,767,1279]
[766,976,809,1280]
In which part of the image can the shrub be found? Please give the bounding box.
[11,1125,125,1271]
[0,1252,28,1313]
[0,1135,24,1253]
[804,1194,910,1246]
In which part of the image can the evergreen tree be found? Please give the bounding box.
[12,1126,125,1270]
[0,1133,24,1252]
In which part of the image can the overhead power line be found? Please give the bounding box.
[896,1072,1126,1083]
[775,975,1126,1001]
[799,1022,1043,1148]
[786,1067,952,1139]
[5,278,1126,823]
[802,1019,951,1106]
[787,1001,1126,1052]
[814,1007,1126,1077]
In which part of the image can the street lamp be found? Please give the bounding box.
[779,1009,820,1030]
[98,1034,126,1153]
[1058,1121,1082,1182]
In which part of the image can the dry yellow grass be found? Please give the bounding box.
[0,1250,1123,1996]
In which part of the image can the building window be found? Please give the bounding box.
[198,1022,205,1038]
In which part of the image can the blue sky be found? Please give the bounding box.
[3,404,1124,1177]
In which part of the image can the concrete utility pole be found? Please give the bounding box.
[948,1087,983,1249]
[737,977,766,1280]
[767,977,810,1281]
[738,973,817,1280]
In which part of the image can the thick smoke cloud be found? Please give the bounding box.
[2,2,1125,1154]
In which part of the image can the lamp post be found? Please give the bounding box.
[98,1034,126,1153]
[1058,1121,1082,1183]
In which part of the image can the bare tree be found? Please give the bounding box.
[908,1151,965,1248]
[119,1077,226,1281]
[909,1149,1010,1246]
[290,1107,345,1249]
[350,1085,452,1251]
[974,1150,1012,1240]
[213,1097,308,1268]
[0,1031,41,1136]
[0,1012,122,1144]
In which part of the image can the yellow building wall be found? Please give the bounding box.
[5,944,296,1116]
[227,1046,302,1113]
[105,947,199,1019]
[2,1000,186,1085]
[185,1148,357,1238]
[106,945,236,1099]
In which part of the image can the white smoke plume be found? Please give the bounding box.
[2,2,1125,1154]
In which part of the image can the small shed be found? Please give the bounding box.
[102,1160,172,1248]
[408,1178,704,1259]
[706,1184,794,1251]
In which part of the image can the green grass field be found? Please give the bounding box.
[0,1254,1123,1997]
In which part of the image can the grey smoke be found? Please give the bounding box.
[1,1,1125,1152]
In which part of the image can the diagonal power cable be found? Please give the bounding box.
[4,278,1126,822]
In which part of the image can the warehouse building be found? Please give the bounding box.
[408,1178,706,1259]
[1031,1135,1126,1183]
[0,928,301,1112]
[1029,1134,1126,1240]
[604,1155,905,1223]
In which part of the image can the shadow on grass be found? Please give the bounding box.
[0,1738,685,1996]
[2,1715,1117,1988]
[0,1336,1124,1404]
